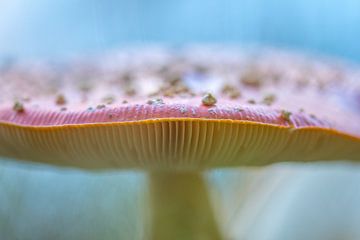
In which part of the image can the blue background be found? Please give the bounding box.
[0,0,360,61]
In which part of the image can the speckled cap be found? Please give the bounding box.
[0,47,359,169]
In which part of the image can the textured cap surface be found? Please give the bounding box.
[0,47,359,169]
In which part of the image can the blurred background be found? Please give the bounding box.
[1,0,360,61]
[1,0,360,239]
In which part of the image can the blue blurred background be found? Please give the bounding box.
[1,1,360,240]
[0,0,360,61]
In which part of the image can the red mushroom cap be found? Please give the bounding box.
[0,48,359,169]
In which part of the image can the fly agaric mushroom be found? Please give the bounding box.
[0,48,360,240]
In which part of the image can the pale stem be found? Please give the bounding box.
[148,171,223,240]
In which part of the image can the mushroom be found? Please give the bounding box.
[0,48,360,239]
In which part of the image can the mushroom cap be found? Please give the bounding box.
[0,47,359,170]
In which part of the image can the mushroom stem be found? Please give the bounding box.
[148,171,223,240]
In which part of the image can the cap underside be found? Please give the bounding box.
[0,118,359,169]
